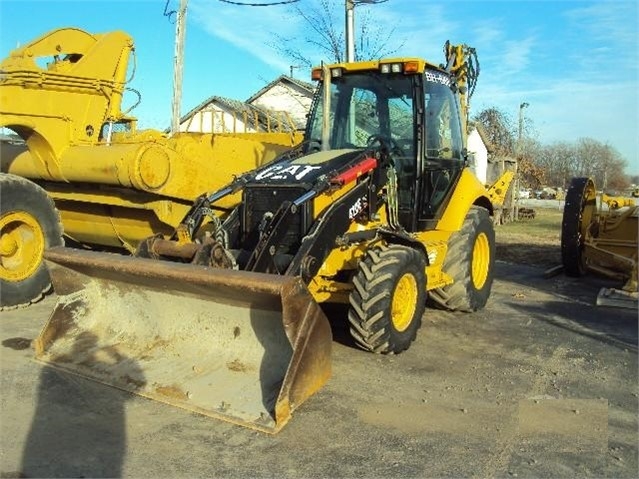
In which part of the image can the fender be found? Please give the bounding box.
[436,168,494,232]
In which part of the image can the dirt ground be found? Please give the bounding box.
[494,206,563,270]
[1,219,637,478]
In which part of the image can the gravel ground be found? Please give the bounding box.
[1,261,637,478]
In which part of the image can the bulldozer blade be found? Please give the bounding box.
[35,247,332,433]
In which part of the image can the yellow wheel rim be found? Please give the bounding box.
[0,211,45,282]
[391,273,418,332]
[471,232,490,290]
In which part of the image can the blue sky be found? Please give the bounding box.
[0,0,637,171]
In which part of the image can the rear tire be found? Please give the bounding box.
[429,206,495,312]
[0,174,63,310]
[348,245,426,354]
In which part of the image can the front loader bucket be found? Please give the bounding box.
[34,247,332,433]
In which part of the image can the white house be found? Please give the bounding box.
[178,75,315,134]
[246,75,316,131]
[467,126,488,185]
[178,96,298,134]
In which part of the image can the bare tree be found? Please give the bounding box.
[517,139,546,189]
[519,139,628,190]
[352,4,399,60]
[473,107,547,189]
[473,107,516,157]
[532,141,573,188]
[474,107,631,191]
[574,138,628,190]
[270,0,402,68]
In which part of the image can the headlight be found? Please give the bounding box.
[380,63,403,73]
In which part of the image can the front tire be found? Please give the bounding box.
[0,174,63,310]
[429,206,495,312]
[348,245,427,354]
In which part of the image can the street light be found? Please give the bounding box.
[518,102,529,141]
[289,65,302,78]
[514,101,529,221]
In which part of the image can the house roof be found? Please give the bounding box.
[178,94,296,132]
[246,75,315,104]
[180,95,241,123]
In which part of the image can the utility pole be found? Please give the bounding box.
[345,0,355,62]
[171,0,188,136]
[344,0,385,62]
[344,0,384,142]
[168,0,295,135]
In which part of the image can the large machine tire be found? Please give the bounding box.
[0,173,63,310]
[348,245,426,354]
[429,206,495,312]
[561,177,596,277]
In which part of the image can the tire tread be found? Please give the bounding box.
[0,173,63,311]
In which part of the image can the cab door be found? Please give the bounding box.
[418,71,465,226]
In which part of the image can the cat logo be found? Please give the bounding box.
[255,164,322,181]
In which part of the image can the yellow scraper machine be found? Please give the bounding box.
[561,177,638,309]
[0,27,300,311]
[35,41,513,432]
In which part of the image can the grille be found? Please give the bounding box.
[242,186,311,253]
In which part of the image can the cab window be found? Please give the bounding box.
[421,72,464,219]
[424,80,463,159]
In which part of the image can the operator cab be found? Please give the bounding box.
[306,61,466,231]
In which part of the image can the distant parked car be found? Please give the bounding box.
[535,187,557,199]
[517,189,531,199]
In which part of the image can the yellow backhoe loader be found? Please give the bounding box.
[0,27,300,310]
[34,42,512,432]
[561,177,638,308]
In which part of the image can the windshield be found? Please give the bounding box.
[306,72,415,155]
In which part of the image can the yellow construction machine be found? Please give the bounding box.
[0,27,300,310]
[561,177,638,308]
[34,42,512,432]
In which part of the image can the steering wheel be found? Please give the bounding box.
[365,134,403,156]
[306,138,322,153]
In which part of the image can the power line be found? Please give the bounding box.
[163,0,177,23]
[165,0,298,17]
[218,0,299,5]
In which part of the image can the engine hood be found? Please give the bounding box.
[251,149,366,185]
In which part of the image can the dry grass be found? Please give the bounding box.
[495,207,563,269]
